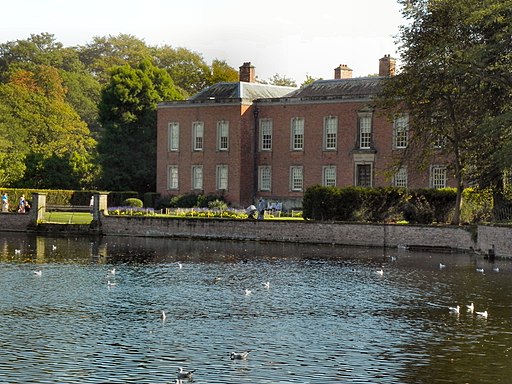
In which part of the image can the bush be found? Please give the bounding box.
[123,198,143,207]
[208,199,228,210]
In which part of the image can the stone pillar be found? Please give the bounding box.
[92,192,109,221]
[31,192,46,223]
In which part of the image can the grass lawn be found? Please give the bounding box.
[44,212,93,225]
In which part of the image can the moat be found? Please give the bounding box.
[1,232,511,383]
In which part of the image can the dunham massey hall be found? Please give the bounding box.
[156,55,454,210]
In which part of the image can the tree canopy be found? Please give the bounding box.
[378,0,512,223]
[0,33,241,192]
[98,59,183,192]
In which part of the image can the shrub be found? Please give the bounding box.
[208,199,228,210]
[123,198,143,207]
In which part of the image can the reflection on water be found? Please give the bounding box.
[1,232,511,383]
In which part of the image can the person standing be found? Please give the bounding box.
[1,192,8,212]
[18,195,26,214]
[257,197,266,220]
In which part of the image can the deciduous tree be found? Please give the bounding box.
[98,59,183,193]
[378,0,512,224]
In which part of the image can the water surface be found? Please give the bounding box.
[1,233,511,383]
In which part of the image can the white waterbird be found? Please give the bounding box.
[177,367,195,379]
[449,305,460,314]
[230,351,250,360]
[476,310,488,318]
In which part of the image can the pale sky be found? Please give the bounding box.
[1,0,404,84]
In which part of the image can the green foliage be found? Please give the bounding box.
[303,185,362,221]
[358,187,407,222]
[208,199,228,210]
[98,59,183,193]
[303,185,462,224]
[461,188,493,223]
[166,192,226,209]
[0,33,239,192]
[108,191,139,206]
[143,192,160,208]
[379,0,512,223]
[123,198,143,207]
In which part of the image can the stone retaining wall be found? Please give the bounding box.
[99,214,480,253]
[0,213,32,232]
[2,209,510,257]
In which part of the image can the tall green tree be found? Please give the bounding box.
[0,33,102,137]
[0,66,97,188]
[378,0,512,224]
[98,59,183,193]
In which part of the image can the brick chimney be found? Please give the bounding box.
[334,64,353,79]
[239,62,255,83]
[379,54,396,77]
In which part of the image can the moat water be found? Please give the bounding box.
[0,232,511,383]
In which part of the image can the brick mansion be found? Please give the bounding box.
[156,55,453,209]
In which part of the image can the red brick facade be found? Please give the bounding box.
[157,57,453,209]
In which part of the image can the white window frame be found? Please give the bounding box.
[324,116,338,150]
[168,165,179,190]
[359,115,372,149]
[430,165,447,189]
[217,120,229,151]
[168,122,179,152]
[393,166,408,188]
[323,165,336,187]
[216,164,228,190]
[192,121,204,151]
[260,119,272,151]
[192,165,203,190]
[291,117,304,151]
[393,114,409,149]
[290,166,304,192]
[259,166,271,191]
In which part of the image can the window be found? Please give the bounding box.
[324,116,338,150]
[393,114,408,149]
[323,166,336,187]
[192,165,203,190]
[359,115,372,149]
[168,122,179,151]
[393,166,408,188]
[217,120,229,151]
[430,165,447,189]
[259,166,271,191]
[168,165,179,190]
[290,166,303,191]
[192,122,204,151]
[216,165,228,190]
[356,164,372,187]
[291,117,304,150]
[433,134,446,149]
[260,119,272,151]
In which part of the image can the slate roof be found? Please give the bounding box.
[159,77,384,108]
[281,77,383,101]
[188,82,297,102]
